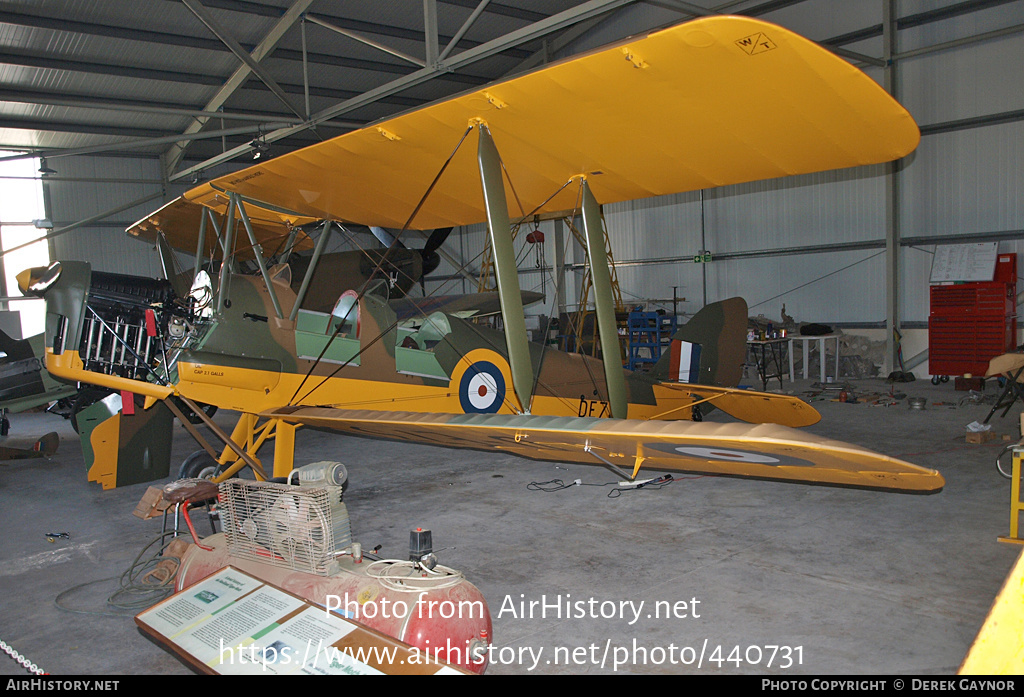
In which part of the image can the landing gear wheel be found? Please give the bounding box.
[178,450,222,481]
[691,404,703,422]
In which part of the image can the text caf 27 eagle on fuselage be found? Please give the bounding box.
[19,15,944,494]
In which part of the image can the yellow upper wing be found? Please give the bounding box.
[126,194,319,260]
[182,15,918,230]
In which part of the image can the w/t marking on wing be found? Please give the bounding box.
[736,32,777,55]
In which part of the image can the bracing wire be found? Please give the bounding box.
[748,250,885,312]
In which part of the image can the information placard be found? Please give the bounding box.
[136,566,467,675]
[929,242,998,284]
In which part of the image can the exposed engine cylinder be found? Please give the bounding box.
[177,534,492,674]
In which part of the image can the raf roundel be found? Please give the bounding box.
[459,361,506,414]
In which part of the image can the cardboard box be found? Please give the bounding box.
[133,485,171,520]
[965,430,996,444]
[955,377,986,391]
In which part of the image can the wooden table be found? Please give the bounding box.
[747,337,790,391]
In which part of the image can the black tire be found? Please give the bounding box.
[941,375,950,383]
[931,376,941,385]
[178,449,221,480]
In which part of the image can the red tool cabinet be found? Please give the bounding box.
[928,253,1017,377]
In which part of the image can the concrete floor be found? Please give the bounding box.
[0,376,1020,676]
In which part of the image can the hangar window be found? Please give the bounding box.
[0,152,50,339]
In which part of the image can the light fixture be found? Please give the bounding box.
[32,219,53,229]
[37,157,57,176]
[249,136,269,160]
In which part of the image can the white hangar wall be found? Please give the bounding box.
[586,1,1024,329]
[44,154,185,279]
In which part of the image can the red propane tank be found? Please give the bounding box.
[176,533,492,674]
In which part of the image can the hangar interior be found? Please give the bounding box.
[1,0,1023,677]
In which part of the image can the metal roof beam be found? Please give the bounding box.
[505,14,608,75]
[167,1,534,58]
[439,0,491,62]
[439,0,545,22]
[171,0,638,182]
[0,117,166,141]
[164,0,312,175]
[424,0,440,66]
[304,14,426,68]
[0,122,287,161]
[0,49,223,85]
[185,0,547,24]
[0,51,425,107]
[180,0,304,119]
[0,8,492,82]
[0,88,361,127]
[821,0,1022,49]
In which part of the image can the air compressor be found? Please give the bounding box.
[172,462,492,674]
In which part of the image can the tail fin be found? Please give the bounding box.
[651,297,748,387]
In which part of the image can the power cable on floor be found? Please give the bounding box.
[527,478,610,492]
[54,531,182,617]
[527,474,700,498]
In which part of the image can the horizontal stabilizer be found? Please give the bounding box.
[658,383,820,427]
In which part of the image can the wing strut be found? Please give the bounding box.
[193,206,208,272]
[476,123,532,414]
[215,195,237,315]
[288,219,334,321]
[580,178,627,419]
[235,193,284,319]
[584,442,635,481]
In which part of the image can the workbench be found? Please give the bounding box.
[747,337,790,391]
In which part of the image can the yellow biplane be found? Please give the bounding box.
[21,15,943,493]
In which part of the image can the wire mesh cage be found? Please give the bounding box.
[219,479,350,576]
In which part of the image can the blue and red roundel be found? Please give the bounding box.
[458,361,506,414]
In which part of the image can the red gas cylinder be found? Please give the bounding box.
[177,533,492,673]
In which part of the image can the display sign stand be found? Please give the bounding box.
[135,566,467,675]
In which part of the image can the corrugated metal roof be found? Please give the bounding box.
[2,0,675,178]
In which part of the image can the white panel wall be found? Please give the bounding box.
[902,122,1024,238]
[46,154,182,278]
[543,1,1024,335]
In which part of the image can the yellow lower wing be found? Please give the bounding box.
[264,407,943,493]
